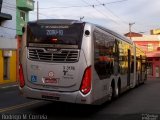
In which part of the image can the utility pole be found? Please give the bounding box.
[80,16,84,21]
[37,1,39,20]
[129,22,135,39]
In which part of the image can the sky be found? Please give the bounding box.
[29,0,160,35]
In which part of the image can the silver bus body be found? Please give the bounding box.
[19,19,146,105]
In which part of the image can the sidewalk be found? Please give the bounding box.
[0,81,18,88]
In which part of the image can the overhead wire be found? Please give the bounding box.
[38,4,90,9]
[0,25,21,31]
[94,0,150,33]
[2,0,156,33]
[1,0,128,21]
[36,0,129,9]
[93,0,131,32]
[29,11,53,19]
[0,25,19,39]
[81,0,119,24]
[95,0,128,24]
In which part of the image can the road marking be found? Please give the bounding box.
[0,85,18,89]
[0,100,41,113]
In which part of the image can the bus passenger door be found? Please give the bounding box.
[127,49,131,86]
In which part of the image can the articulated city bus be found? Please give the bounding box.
[19,19,147,105]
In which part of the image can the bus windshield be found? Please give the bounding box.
[27,22,84,49]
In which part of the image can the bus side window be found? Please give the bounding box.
[94,31,114,80]
[113,40,120,75]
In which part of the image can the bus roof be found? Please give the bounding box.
[95,25,134,45]
[28,19,83,25]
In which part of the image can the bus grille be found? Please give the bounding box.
[28,48,80,62]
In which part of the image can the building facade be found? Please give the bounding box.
[0,0,17,84]
[0,0,34,84]
[131,35,160,78]
[16,0,34,80]
[16,0,34,36]
[151,29,160,35]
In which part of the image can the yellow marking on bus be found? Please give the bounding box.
[0,100,41,113]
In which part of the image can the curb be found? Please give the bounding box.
[0,82,18,88]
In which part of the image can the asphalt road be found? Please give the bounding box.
[0,78,160,120]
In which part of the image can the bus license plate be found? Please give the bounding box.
[42,77,58,84]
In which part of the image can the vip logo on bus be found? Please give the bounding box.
[42,71,59,84]
[48,71,54,78]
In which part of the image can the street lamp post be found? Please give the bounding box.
[129,22,135,39]
[37,1,39,20]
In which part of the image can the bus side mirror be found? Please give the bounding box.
[22,27,25,33]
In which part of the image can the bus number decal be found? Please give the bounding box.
[63,66,75,71]
[63,66,75,79]
[63,66,75,75]
[46,30,63,36]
